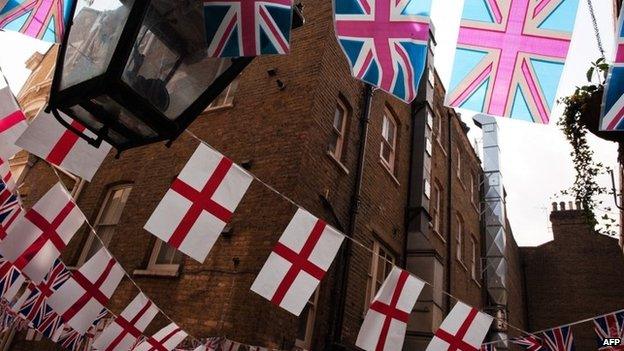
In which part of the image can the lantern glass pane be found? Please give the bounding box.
[60,0,134,89]
[121,0,232,120]
[90,95,159,138]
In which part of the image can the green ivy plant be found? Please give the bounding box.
[557,58,619,236]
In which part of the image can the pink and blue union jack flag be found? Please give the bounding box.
[203,0,293,57]
[594,311,624,350]
[600,1,624,131]
[0,0,73,42]
[334,0,431,102]
[542,326,575,351]
[447,0,580,123]
[512,334,544,350]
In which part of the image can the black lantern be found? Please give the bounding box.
[48,0,303,152]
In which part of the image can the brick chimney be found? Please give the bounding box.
[549,201,595,240]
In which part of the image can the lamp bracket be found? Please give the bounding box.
[50,108,104,148]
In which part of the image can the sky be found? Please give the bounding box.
[0,0,621,246]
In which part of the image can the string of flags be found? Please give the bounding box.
[0,1,621,351]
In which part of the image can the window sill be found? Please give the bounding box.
[456,258,468,272]
[472,202,480,214]
[204,103,234,113]
[326,151,349,175]
[435,138,447,155]
[133,267,180,278]
[471,278,482,288]
[379,159,400,186]
[458,178,466,191]
[428,223,446,243]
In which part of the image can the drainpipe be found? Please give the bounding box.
[444,110,453,311]
[330,84,373,348]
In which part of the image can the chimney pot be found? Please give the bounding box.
[560,201,566,210]
[552,202,558,211]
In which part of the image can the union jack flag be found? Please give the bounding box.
[0,187,20,241]
[511,334,544,350]
[203,0,293,57]
[542,326,575,351]
[0,0,73,42]
[32,304,64,338]
[447,0,580,123]
[600,0,624,131]
[0,257,24,301]
[334,0,431,102]
[18,259,70,323]
[594,311,624,350]
[55,308,108,351]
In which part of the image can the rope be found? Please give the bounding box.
[586,0,606,58]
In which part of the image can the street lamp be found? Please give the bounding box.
[47,0,302,152]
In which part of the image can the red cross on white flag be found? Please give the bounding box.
[251,208,344,316]
[222,339,242,351]
[47,248,124,334]
[0,182,85,283]
[0,74,28,160]
[15,110,112,181]
[93,293,158,351]
[144,144,253,263]
[356,267,425,351]
[133,322,188,351]
[426,301,493,351]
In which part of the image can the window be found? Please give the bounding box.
[206,61,240,110]
[470,236,478,281]
[427,110,434,130]
[145,239,183,275]
[328,99,349,161]
[456,147,462,180]
[471,172,479,206]
[428,38,436,56]
[428,67,435,87]
[431,183,441,233]
[456,215,463,262]
[380,109,398,171]
[425,138,432,156]
[78,184,132,265]
[365,241,396,307]
[424,179,431,199]
[295,289,319,350]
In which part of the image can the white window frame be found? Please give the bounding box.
[295,288,319,350]
[77,184,132,266]
[432,183,441,234]
[428,67,435,87]
[206,61,240,110]
[380,109,398,172]
[365,241,396,310]
[456,146,462,180]
[144,239,182,275]
[329,99,349,161]
[470,236,478,281]
[456,215,463,262]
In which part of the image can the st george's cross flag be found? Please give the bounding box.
[446,0,580,123]
[0,257,25,302]
[203,0,293,57]
[93,293,159,351]
[542,326,575,351]
[594,310,624,350]
[133,322,188,351]
[0,0,73,42]
[0,73,28,160]
[18,258,70,323]
[426,301,493,351]
[356,267,425,351]
[251,208,344,316]
[0,182,85,283]
[16,109,112,181]
[54,308,109,351]
[144,144,252,263]
[600,0,624,131]
[511,335,543,351]
[222,339,242,351]
[47,248,124,334]
[334,0,432,102]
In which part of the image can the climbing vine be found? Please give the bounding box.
[557,58,618,236]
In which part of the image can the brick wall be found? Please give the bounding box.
[522,203,624,350]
